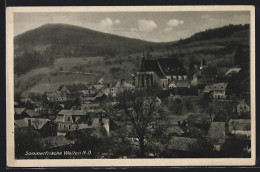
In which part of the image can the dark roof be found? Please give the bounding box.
[14,119,28,128]
[141,59,165,78]
[24,110,41,118]
[141,58,187,78]
[207,122,226,139]
[157,58,187,75]
[168,137,198,151]
[14,108,26,115]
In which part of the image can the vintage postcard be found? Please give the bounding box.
[6,6,255,167]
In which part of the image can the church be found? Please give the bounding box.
[135,55,188,90]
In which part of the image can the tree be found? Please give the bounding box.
[234,47,249,67]
[15,127,42,158]
[39,121,58,137]
[116,89,162,157]
[198,94,212,112]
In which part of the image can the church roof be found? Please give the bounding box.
[141,60,165,78]
[157,58,187,76]
[141,58,187,78]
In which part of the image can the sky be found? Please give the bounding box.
[14,11,250,42]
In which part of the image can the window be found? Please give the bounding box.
[67,117,71,121]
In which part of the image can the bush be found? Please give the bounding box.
[39,121,58,137]
[109,67,121,74]
[15,127,42,158]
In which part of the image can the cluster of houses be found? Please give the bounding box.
[14,53,251,157]
[135,54,246,101]
[14,78,136,137]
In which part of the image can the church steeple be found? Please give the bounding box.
[141,51,145,61]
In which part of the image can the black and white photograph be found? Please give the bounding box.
[6,6,255,166]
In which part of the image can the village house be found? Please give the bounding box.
[192,63,216,87]
[168,79,191,89]
[55,109,87,133]
[203,82,227,99]
[101,83,112,96]
[14,107,26,120]
[228,119,251,152]
[233,99,250,114]
[228,119,251,136]
[212,83,227,99]
[20,97,33,104]
[81,102,100,110]
[45,85,72,103]
[54,109,109,136]
[15,109,49,129]
[110,79,135,97]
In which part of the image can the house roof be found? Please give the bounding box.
[204,82,227,92]
[93,84,104,90]
[24,110,41,118]
[187,113,212,124]
[81,89,96,95]
[166,126,185,135]
[46,92,58,98]
[14,108,26,115]
[115,79,134,88]
[42,136,75,149]
[212,83,227,91]
[228,119,251,131]
[14,119,28,128]
[203,84,213,93]
[168,81,177,88]
[225,68,241,76]
[168,137,198,151]
[58,109,87,116]
[207,122,226,139]
[176,80,190,88]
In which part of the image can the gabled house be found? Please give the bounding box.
[15,109,49,130]
[212,83,227,99]
[22,109,41,118]
[14,108,26,119]
[59,85,71,95]
[110,79,135,97]
[233,99,250,114]
[55,109,110,136]
[228,119,251,137]
[203,82,227,99]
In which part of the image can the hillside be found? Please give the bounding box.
[14,23,161,58]
[14,24,250,99]
[14,23,249,76]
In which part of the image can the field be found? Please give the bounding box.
[17,55,139,98]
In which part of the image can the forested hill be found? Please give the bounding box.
[172,24,249,46]
[14,23,160,58]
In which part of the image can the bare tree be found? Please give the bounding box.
[116,88,162,157]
